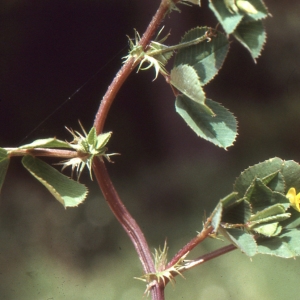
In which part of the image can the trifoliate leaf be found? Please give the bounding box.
[22,155,88,208]
[175,95,237,149]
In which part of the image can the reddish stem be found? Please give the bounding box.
[167,226,214,269]
[92,2,179,299]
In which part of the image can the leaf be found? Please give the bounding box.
[234,157,284,198]
[281,160,300,193]
[182,0,201,5]
[0,148,9,193]
[19,138,71,149]
[209,0,269,35]
[87,127,97,147]
[209,0,244,34]
[257,236,295,258]
[170,64,214,116]
[233,20,266,62]
[221,198,251,224]
[240,0,270,21]
[219,227,257,256]
[281,230,300,256]
[175,95,237,149]
[210,202,223,231]
[251,222,282,237]
[22,155,88,208]
[174,27,229,85]
[96,132,112,150]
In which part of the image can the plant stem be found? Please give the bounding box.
[166,226,214,269]
[5,148,77,158]
[180,244,236,273]
[92,2,181,299]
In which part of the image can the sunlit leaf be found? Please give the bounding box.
[22,155,88,208]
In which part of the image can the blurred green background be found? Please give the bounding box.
[1,0,300,299]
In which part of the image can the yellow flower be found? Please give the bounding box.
[286,187,300,212]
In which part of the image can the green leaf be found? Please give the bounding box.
[234,157,284,198]
[249,204,288,223]
[245,178,273,207]
[210,202,223,231]
[257,236,295,258]
[220,192,239,208]
[281,160,300,193]
[219,227,257,256]
[19,138,71,149]
[209,0,244,34]
[0,148,9,193]
[170,64,214,116]
[175,95,237,149]
[240,0,270,21]
[22,155,88,208]
[96,132,112,150]
[252,222,282,237]
[182,0,201,5]
[86,127,96,146]
[233,20,266,62]
[264,171,285,193]
[222,198,251,224]
[281,230,300,256]
[174,27,229,85]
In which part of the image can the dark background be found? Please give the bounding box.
[1,1,300,299]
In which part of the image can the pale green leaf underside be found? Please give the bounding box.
[22,155,88,208]
[0,148,9,193]
[233,20,266,61]
[19,138,71,149]
[174,27,229,85]
[175,95,237,149]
